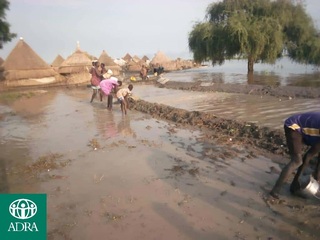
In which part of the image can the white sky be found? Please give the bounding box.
[0,0,319,64]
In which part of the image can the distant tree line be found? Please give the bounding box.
[188,0,320,73]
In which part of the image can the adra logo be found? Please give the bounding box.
[8,198,39,232]
[9,198,38,220]
[0,194,47,240]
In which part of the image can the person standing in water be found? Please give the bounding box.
[90,61,103,103]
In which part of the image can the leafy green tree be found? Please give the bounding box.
[0,0,16,49]
[188,0,320,73]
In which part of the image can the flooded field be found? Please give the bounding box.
[1,86,320,240]
[164,57,320,87]
[133,85,319,130]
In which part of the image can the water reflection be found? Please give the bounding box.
[165,57,320,87]
[117,116,136,138]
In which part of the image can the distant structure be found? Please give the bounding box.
[51,54,64,71]
[0,37,59,87]
[58,42,93,85]
[122,53,133,63]
[150,51,194,71]
[98,50,121,76]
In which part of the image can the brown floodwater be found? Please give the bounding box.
[133,85,319,130]
[1,87,320,240]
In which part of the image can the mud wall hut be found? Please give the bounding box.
[51,54,65,72]
[58,44,93,85]
[98,50,121,76]
[150,51,176,71]
[0,38,60,87]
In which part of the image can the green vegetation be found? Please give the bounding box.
[0,0,16,48]
[188,0,320,73]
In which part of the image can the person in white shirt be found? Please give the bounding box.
[116,84,133,115]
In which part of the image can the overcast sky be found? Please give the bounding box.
[0,0,319,64]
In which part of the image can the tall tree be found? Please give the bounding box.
[0,0,16,49]
[188,0,320,73]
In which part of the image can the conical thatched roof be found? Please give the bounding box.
[51,54,64,67]
[2,38,57,80]
[151,51,172,65]
[123,53,132,62]
[132,55,141,63]
[58,47,92,74]
[141,55,149,61]
[98,50,117,66]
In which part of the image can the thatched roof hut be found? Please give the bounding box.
[51,54,65,73]
[98,50,121,76]
[51,54,64,68]
[141,55,149,62]
[127,60,142,72]
[150,51,177,71]
[98,50,116,66]
[1,38,57,82]
[58,47,92,75]
[150,51,172,65]
[123,53,132,62]
[132,55,141,63]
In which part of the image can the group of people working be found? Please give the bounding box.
[89,61,320,199]
[89,60,133,114]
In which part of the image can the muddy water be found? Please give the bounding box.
[164,57,320,87]
[1,88,320,240]
[133,85,319,130]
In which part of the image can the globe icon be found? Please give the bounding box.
[9,198,37,220]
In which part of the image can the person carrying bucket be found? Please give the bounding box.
[270,111,320,199]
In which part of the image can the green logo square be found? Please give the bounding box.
[0,194,47,240]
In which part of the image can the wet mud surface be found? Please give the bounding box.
[0,84,320,240]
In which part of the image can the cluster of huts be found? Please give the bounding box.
[0,38,196,88]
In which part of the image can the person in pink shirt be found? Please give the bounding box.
[100,77,122,110]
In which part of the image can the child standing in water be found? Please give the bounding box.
[116,84,133,115]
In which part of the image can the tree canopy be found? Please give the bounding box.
[0,0,16,49]
[188,0,320,73]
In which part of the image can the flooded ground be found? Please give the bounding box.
[133,85,319,130]
[164,57,320,87]
[1,86,320,240]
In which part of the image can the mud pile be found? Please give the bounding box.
[130,98,287,155]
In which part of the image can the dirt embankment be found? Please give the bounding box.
[160,81,320,99]
[130,98,287,156]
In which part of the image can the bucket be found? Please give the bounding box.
[299,175,320,199]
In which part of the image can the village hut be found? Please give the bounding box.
[0,38,60,87]
[58,42,93,85]
[127,60,142,72]
[51,54,64,71]
[141,55,150,67]
[132,55,141,63]
[122,53,132,63]
[98,50,121,76]
[150,51,176,71]
[141,55,149,62]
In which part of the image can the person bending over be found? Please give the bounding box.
[116,84,133,115]
[270,111,320,199]
[99,77,122,110]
